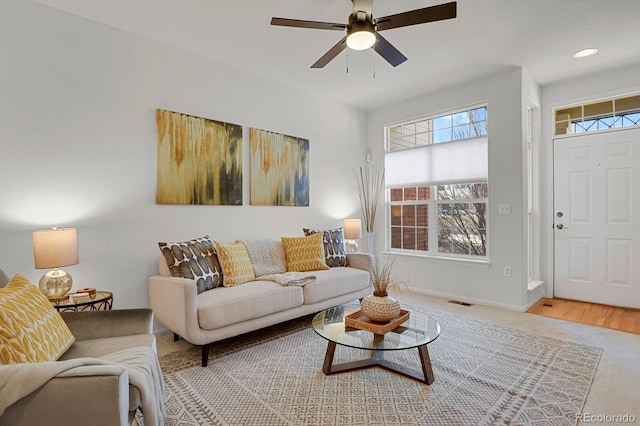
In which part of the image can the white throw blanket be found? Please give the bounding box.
[260,272,317,286]
[0,346,165,426]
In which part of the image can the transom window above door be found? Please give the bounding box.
[554,93,640,136]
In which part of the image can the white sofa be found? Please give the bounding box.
[148,241,373,366]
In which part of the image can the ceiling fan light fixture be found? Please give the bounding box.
[346,21,376,50]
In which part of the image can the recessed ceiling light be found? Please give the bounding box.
[573,48,598,59]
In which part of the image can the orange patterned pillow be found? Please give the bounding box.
[215,241,256,287]
[281,233,331,272]
[0,275,75,364]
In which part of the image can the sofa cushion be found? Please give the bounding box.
[215,241,256,286]
[0,275,75,363]
[240,239,286,277]
[281,233,330,272]
[302,267,371,305]
[59,334,156,360]
[197,281,303,330]
[158,235,222,294]
[303,227,348,267]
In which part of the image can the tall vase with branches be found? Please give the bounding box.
[355,164,385,254]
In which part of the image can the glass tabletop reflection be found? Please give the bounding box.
[312,304,440,351]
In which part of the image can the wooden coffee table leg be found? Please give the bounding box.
[323,341,337,374]
[418,344,435,385]
[322,340,435,385]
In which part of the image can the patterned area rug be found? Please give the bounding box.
[158,304,601,425]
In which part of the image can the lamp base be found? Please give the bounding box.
[345,239,359,253]
[39,268,73,299]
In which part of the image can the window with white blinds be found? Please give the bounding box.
[385,105,489,259]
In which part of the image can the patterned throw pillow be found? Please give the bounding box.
[303,227,348,267]
[281,233,331,272]
[0,275,75,364]
[158,235,223,294]
[240,239,286,277]
[214,241,256,287]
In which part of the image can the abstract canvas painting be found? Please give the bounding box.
[156,109,242,205]
[250,128,309,206]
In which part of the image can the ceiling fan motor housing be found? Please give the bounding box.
[348,19,375,36]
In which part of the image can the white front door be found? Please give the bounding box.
[553,127,640,309]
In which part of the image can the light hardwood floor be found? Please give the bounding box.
[527,298,640,334]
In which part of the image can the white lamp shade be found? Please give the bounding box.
[343,219,363,240]
[32,228,79,269]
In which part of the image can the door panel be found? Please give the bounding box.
[553,128,640,308]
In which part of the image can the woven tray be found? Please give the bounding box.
[345,309,410,334]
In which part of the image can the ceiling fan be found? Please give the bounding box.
[271,0,457,68]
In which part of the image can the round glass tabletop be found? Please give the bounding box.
[312,304,440,351]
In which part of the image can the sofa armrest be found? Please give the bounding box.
[347,252,374,274]
[0,366,130,426]
[148,275,202,344]
[61,309,153,341]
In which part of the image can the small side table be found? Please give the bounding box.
[51,291,113,312]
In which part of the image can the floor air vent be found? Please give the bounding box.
[448,300,473,307]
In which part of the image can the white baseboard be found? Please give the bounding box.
[523,280,546,311]
[527,280,544,292]
[406,286,531,312]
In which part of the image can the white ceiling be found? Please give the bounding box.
[34,0,640,111]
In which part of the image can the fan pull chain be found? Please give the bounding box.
[346,52,349,74]
[373,56,376,79]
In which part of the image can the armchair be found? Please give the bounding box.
[0,281,164,426]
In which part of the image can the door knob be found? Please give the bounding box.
[556,224,565,229]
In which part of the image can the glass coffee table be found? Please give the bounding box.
[312,304,441,384]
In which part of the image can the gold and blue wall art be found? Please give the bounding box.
[250,128,309,206]
[156,109,242,205]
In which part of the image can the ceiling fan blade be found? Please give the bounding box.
[311,36,348,68]
[375,1,457,31]
[373,33,408,67]
[271,17,347,31]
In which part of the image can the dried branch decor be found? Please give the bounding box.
[371,257,396,297]
[355,165,385,233]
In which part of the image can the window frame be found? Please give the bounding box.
[435,183,488,259]
[386,184,489,261]
[384,104,490,262]
[554,92,640,136]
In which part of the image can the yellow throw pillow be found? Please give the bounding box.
[0,274,75,364]
[215,241,256,287]
[281,233,331,272]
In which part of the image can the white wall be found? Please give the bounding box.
[367,69,530,310]
[0,0,368,309]
[540,63,640,296]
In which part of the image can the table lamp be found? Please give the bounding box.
[32,227,78,299]
[343,219,362,253]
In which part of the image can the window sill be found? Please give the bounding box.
[382,250,490,266]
